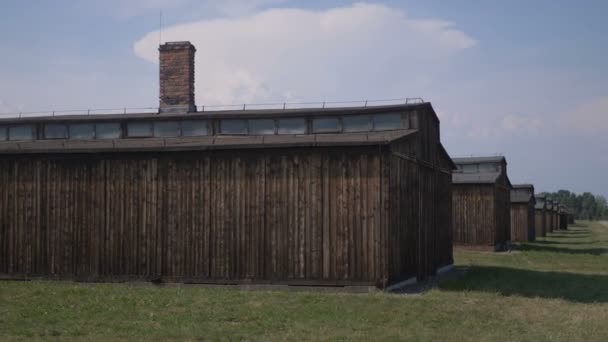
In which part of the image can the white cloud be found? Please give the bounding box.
[562,97,608,135]
[133,2,476,105]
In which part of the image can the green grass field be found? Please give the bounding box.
[1,221,607,341]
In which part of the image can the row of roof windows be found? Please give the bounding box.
[0,113,408,141]
[455,163,500,173]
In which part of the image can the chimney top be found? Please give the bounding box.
[158,41,197,52]
[158,41,196,114]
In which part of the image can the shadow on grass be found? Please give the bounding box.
[550,230,590,235]
[516,244,607,255]
[548,233,591,239]
[440,266,608,303]
[534,240,591,245]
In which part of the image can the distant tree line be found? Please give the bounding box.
[540,190,608,220]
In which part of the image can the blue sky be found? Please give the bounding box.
[0,0,607,197]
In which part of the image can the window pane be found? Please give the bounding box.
[342,115,371,132]
[154,121,180,137]
[9,125,34,141]
[220,120,247,134]
[249,119,275,135]
[181,120,208,136]
[127,122,152,137]
[0,126,6,141]
[69,124,95,140]
[312,117,339,133]
[461,164,478,173]
[96,123,121,139]
[373,113,402,131]
[278,118,306,134]
[45,124,68,139]
[478,163,498,172]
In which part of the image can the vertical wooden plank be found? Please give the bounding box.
[203,157,211,278]
[312,154,322,279]
[322,154,330,280]
[360,153,369,280]
[330,154,338,280]
[299,154,307,279]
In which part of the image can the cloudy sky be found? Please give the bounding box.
[1,0,607,197]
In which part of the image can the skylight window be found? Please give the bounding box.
[342,115,371,132]
[181,120,208,136]
[96,123,121,139]
[69,124,95,140]
[373,113,402,131]
[154,121,180,137]
[45,124,68,139]
[478,163,498,172]
[220,120,247,134]
[312,117,339,133]
[461,164,478,173]
[277,118,306,134]
[8,125,34,141]
[127,122,153,137]
[249,119,275,135]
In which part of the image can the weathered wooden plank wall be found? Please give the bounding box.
[0,149,393,285]
[387,156,418,282]
[495,186,511,245]
[387,155,452,282]
[510,203,535,242]
[545,210,554,234]
[559,213,568,230]
[452,183,511,248]
[535,209,546,238]
[432,168,453,270]
[452,185,496,246]
[527,204,536,241]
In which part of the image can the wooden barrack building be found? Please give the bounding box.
[534,195,547,238]
[0,41,455,288]
[558,205,569,230]
[510,184,535,242]
[553,202,561,231]
[451,156,512,250]
[545,199,555,233]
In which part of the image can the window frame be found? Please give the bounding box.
[8,125,35,141]
[219,119,249,135]
[43,123,69,140]
[371,113,404,131]
[0,126,7,141]
[126,121,154,138]
[68,123,96,140]
[460,164,479,173]
[341,115,372,133]
[180,119,209,137]
[277,118,307,135]
[312,117,341,134]
[153,121,181,138]
[95,122,123,140]
[248,119,277,135]
[478,163,498,172]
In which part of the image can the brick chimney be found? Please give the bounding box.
[159,41,196,113]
